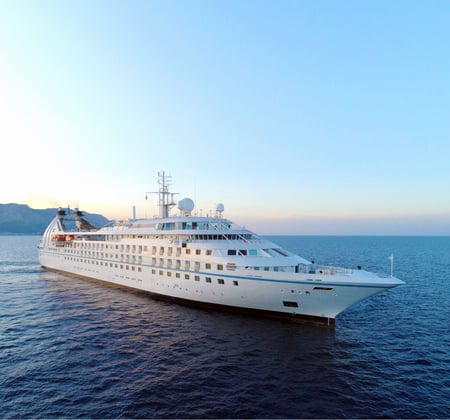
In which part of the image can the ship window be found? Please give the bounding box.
[313,286,333,291]
[126,265,129,270]
[152,269,156,274]
[206,249,212,256]
[159,247,164,255]
[152,246,156,255]
[196,249,201,255]
[205,263,211,269]
[217,264,223,271]
[233,280,239,286]
[218,279,225,285]
[176,273,180,278]
[239,250,247,256]
[167,272,172,277]
[249,249,257,256]
[168,247,173,256]
[206,277,212,283]
[185,274,190,280]
[273,248,289,257]
[228,250,237,256]
[159,270,163,276]
[283,301,298,308]
[138,267,142,272]
[195,275,200,281]
[186,249,191,255]
[120,264,124,269]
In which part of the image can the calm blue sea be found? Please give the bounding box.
[1,235,449,419]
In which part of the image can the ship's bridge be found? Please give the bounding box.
[129,217,240,233]
[157,217,231,232]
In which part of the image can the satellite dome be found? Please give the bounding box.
[178,198,195,215]
[216,203,225,213]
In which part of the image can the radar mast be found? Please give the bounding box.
[146,171,178,218]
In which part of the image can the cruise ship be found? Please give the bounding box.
[38,172,404,326]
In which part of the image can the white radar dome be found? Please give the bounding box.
[216,203,225,213]
[178,198,195,215]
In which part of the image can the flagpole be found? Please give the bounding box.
[389,254,394,277]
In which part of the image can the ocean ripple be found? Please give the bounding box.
[0,235,449,418]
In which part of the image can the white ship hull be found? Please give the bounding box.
[38,235,401,326]
[38,173,404,326]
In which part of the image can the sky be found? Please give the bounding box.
[1,0,449,235]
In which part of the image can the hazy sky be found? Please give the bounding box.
[1,0,449,235]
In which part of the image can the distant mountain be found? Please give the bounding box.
[0,204,109,235]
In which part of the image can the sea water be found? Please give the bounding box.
[1,235,449,418]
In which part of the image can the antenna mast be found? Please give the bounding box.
[146,171,178,218]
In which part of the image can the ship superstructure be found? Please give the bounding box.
[38,172,404,326]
